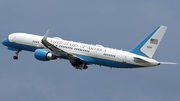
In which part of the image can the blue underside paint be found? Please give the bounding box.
[128,26,160,57]
[8,47,20,51]
[2,38,142,68]
[2,38,40,52]
[73,54,142,68]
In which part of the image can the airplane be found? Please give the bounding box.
[2,25,177,70]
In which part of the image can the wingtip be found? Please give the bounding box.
[42,29,50,41]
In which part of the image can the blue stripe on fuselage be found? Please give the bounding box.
[2,38,142,68]
[2,38,39,52]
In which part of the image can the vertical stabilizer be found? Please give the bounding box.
[129,26,167,58]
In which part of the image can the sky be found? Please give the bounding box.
[0,0,180,101]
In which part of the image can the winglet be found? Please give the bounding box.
[42,29,50,41]
[41,29,83,62]
[41,29,51,49]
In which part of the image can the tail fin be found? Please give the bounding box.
[129,26,167,58]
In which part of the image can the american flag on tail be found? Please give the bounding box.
[150,38,158,44]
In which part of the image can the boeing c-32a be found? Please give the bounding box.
[2,26,177,70]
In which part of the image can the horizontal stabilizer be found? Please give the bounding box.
[133,57,150,63]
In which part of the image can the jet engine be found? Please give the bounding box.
[34,49,57,61]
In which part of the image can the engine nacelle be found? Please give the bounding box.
[34,49,57,61]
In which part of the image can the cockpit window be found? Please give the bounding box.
[7,36,10,41]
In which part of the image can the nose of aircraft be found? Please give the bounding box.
[2,38,9,46]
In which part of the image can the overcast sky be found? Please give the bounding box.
[0,0,180,101]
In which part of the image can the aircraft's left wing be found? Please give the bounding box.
[41,29,82,62]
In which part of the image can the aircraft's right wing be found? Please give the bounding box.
[41,30,83,62]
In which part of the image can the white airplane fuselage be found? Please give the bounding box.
[2,32,160,69]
